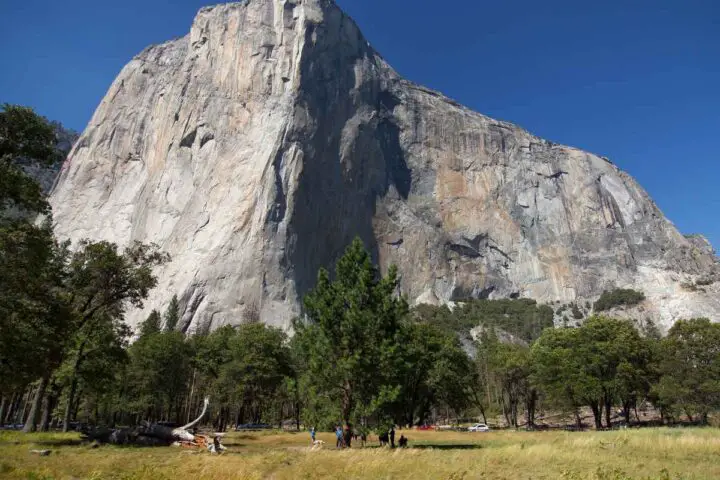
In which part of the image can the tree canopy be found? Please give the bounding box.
[653,318,720,424]
[0,104,60,215]
[531,317,652,429]
[293,237,408,426]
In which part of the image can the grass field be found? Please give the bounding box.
[1,428,719,479]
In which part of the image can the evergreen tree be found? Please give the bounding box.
[164,295,180,332]
[141,310,162,337]
[294,237,408,425]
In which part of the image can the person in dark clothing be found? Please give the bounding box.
[379,431,389,446]
[398,435,408,448]
[390,427,396,448]
[343,424,352,448]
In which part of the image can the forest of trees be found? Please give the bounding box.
[1,104,719,435]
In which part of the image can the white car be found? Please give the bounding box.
[468,423,490,432]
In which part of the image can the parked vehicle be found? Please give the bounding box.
[416,424,435,431]
[468,423,490,432]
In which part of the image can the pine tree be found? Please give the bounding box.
[164,295,180,332]
[294,237,408,425]
[140,310,162,337]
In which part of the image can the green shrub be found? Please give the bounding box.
[593,288,645,312]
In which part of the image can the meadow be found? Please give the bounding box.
[1,428,719,480]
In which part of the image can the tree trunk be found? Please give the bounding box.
[341,380,352,425]
[589,402,602,430]
[71,389,82,425]
[505,388,519,428]
[700,411,709,426]
[525,389,537,428]
[4,392,18,424]
[23,374,49,433]
[185,369,196,424]
[62,376,78,432]
[502,405,510,427]
[40,381,60,432]
[218,407,227,432]
[575,409,582,430]
[40,393,51,432]
[0,396,6,426]
[621,400,632,425]
[604,396,612,429]
[18,386,34,425]
[685,410,694,423]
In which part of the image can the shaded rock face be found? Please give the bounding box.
[50,0,719,332]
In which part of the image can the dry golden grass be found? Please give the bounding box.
[1,428,719,479]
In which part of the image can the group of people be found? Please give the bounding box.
[309,425,407,449]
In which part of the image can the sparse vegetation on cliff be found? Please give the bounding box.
[594,288,645,312]
[413,299,554,344]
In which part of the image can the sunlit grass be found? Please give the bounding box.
[1,428,719,479]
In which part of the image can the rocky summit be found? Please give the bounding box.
[50,0,719,332]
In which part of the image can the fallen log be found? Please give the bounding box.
[81,398,210,446]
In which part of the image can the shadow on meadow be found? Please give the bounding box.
[410,444,483,450]
[34,438,85,447]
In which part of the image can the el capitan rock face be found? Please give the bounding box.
[50,0,719,332]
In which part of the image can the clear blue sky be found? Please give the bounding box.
[1,0,718,248]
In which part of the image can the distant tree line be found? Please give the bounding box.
[1,104,719,434]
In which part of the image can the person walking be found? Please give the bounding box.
[335,425,343,448]
[310,426,316,443]
[390,426,396,448]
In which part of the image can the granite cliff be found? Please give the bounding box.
[49,0,719,332]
